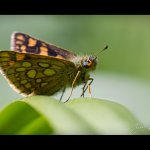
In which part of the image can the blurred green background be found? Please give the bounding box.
[0,15,150,126]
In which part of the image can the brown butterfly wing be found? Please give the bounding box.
[11,32,77,60]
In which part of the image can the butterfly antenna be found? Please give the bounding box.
[94,45,108,59]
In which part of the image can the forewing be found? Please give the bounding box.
[11,32,77,60]
[0,51,77,96]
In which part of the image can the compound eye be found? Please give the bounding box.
[83,61,88,67]
[82,60,93,68]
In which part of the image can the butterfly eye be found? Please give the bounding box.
[82,61,88,67]
[82,59,93,68]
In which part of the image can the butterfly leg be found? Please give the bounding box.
[64,71,81,103]
[59,86,66,102]
[80,78,93,97]
[88,83,92,97]
[81,81,88,97]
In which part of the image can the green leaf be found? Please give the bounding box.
[0,101,53,134]
[0,96,95,134]
[0,96,149,134]
[66,98,150,134]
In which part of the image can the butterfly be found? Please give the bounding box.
[0,32,107,102]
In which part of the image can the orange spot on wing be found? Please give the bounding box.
[41,42,47,47]
[28,38,37,47]
[40,46,48,56]
[9,61,15,66]
[16,35,25,41]
[16,53,25,61]
[16,45,20,49]
[21,45,27,53]
[16,41,23,45]
[55,55,65,59]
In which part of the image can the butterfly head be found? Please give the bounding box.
[81,45,108,71]
[82,55,97,70]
